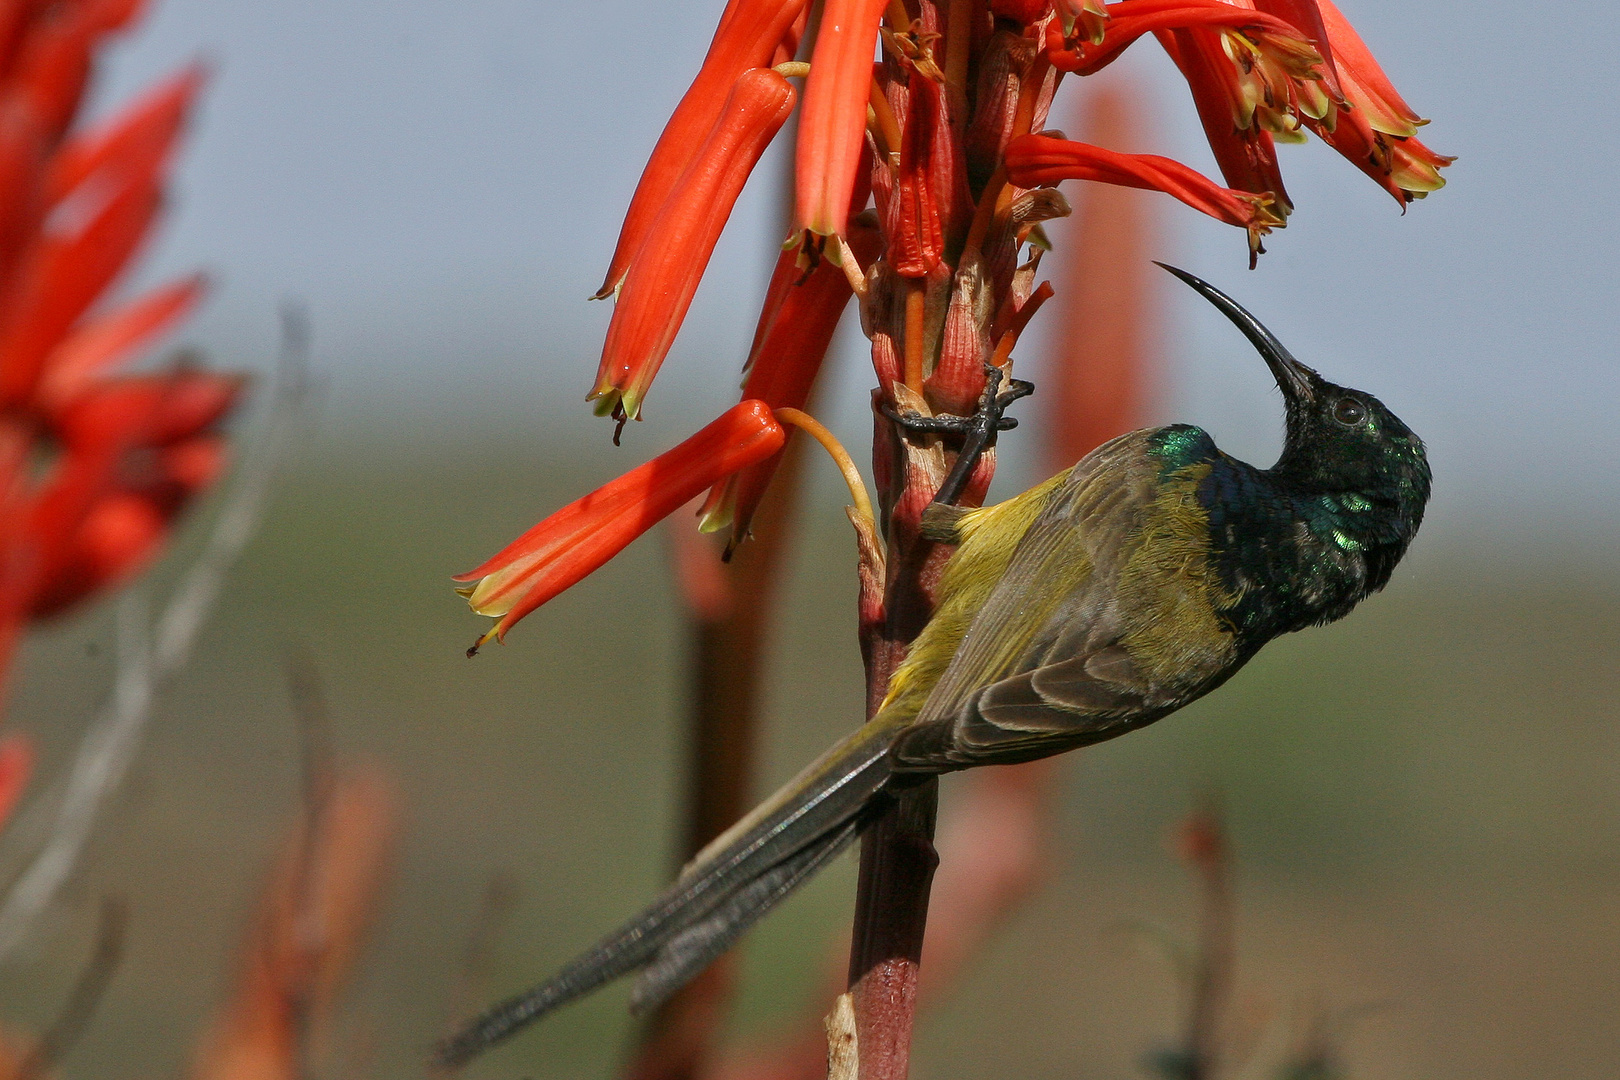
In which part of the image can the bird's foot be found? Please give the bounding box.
[882,361,1033,440]
[882,361,1034,506]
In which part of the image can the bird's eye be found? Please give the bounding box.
[1332,398,1368,427]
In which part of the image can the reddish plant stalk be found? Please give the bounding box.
[842,8,1056,1077]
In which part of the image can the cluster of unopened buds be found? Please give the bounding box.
[460,0,1448,649]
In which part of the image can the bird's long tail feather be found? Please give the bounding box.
[433,718,903,1067]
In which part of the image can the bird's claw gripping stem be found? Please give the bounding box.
[882,361,1034,507]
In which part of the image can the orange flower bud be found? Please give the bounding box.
[889,76,947,279]
[596,0,810,299]
[591,69,797,425]
[794,0,888,238]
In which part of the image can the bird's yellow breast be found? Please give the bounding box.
[877,468,1080,723]
[1113,461,1237,690]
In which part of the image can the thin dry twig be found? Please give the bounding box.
[0,315,313,962]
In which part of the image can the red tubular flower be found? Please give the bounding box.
[0,146,164,407]
[591,68,796,425]
[9,0,147,143]
[1048,0,1317,76]
[699,219,883,543]
[1006,133,1284,258]
[1158,26,1293,228]
[53,371,240,451]
[1251,0,1343,100]
[37,274,205,409]
[0,0,236,697]
[1303,0,1451,203]
[457,401,787,648]
[28,370,242,618]
[595,0,809,299]
[1391,137,1451,195]
[1315,0,1418,138]
[794,0,888,238]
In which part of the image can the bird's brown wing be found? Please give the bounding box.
[892,429,1222,771]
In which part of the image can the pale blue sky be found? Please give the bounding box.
[89,0,1620,538]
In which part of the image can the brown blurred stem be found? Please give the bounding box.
[1178,803,1235,1080]
[16,896,128,1080]
[626,436,810,1080]
[1048,85,1158,468]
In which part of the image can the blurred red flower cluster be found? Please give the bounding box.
[0,0,241,824]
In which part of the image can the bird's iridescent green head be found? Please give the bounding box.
[1158,264,1431,590]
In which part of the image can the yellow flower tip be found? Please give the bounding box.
[453,584,476,599]
[588,278,621,302]
[696,502,733,535]
[588,386,643,442]
[589,387,620,416]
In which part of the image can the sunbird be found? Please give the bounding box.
[436,266,1431,1065]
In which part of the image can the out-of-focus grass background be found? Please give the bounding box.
[0,0,1616,1077]
[7,449,1619,1080]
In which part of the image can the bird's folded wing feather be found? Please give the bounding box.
[893,430,1170,769]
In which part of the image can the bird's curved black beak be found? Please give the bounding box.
[1155,263,1316,405]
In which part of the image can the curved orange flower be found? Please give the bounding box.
[1006,133,1284,260]
[458,401,787,649]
